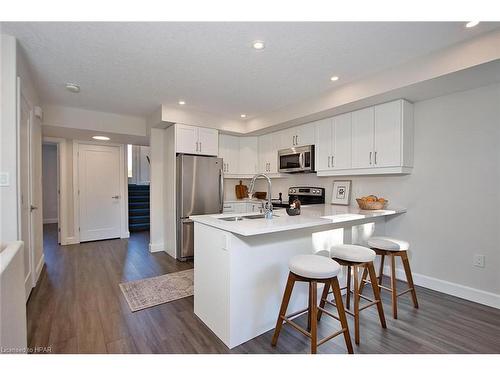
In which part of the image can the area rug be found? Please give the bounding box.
[119,269,194,312]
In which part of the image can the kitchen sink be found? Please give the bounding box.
[218,214,279,221]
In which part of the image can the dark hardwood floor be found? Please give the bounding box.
[27,224,500,354]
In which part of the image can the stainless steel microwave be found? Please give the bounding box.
[278,145,315,173]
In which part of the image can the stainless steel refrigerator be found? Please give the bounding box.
[176,154,224,260]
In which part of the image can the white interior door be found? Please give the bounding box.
[78,144,122,242]
[19,95,34,299]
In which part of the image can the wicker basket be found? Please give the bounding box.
[356,198,388,210]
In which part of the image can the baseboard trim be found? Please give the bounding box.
[35,254,45,284]
[383,265,500,310]
[149,242,165,253]
[121,231,130,239]
[43,218,58,224]
[64,236,79,245]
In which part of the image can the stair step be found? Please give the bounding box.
[129,208,150,216]
[129,223,150,232]
[129,196,149,202]
[128,184,150,190]
[129,215,150,224]
[129,190,150,197]
[129,202,150,209]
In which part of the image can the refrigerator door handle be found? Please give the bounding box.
[219,168,224,213]
[181,218,193,224]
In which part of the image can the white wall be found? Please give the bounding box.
[42,144,58,223]
[0,34,18,243]
[225,82,500,306]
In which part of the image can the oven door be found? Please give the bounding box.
[278,146,314,173]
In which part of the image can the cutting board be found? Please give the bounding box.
[235,180,248,200]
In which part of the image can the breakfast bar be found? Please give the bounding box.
[191,205,405,348]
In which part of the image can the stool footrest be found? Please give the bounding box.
[397,288,414,297]
[358,300,380,311]
[282,316,311,338]
[284,308,309,320]
[317,328,347,347]
[317,306,340,321]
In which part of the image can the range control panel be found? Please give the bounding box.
[288,187,325,196]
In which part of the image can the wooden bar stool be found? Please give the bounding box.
[271,254,353,354]
[359,236,418,319]
[318,245,386,345]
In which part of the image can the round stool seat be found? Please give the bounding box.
[367,236,409,251]
[331,244,375,263]
[289,254,341,279]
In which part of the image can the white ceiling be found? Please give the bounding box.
[3,22,500,120]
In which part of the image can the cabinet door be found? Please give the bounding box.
[220,135,239,173]
[314,119,333,171]
[278,128,295,149]
[238,137,258,175]
[332,113,352,170]
[374,101,401,167]
[295,123,315,146]
[268,132,281,173]
[175,124,198,154]
[258,135,272,173]
[198,127,219,156]
[351,107,374,168]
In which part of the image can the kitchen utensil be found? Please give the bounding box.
[235,180,248,200]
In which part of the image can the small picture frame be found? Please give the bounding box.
[331,180,351,205]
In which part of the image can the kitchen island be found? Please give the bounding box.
[191,205,405,349]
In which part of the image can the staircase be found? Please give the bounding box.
[128,184,150,232]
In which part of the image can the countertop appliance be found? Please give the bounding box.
[176,154,224,260]
[278,145,315,173]
[272,186,325,208]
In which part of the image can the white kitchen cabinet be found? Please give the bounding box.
[374,100,402,167]
[314,118,333,171]
[258,133,281,175]
[219,134,240,174]
[198,127,219,156]
[332,113,352,170]
[317,99,413,176]
[175,124,219,156]
[238,137,259,175]
[279,124,315,148]
[315,114,352,172]
[351,107,375,169]
[219,135,258,177]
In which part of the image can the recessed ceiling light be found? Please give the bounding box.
[178,100,186,105]
[65,83,80,93]
[92,136,110,141]
[252,40,265,50]
[330,76,339,82]
[465,21,480,28]
[240,114,247,118]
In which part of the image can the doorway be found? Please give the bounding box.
[75,142,127,242]
[127,144,150,233]
[42,143,60,243]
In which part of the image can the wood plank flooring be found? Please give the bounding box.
[27,224,500,354]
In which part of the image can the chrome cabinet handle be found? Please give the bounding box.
[199,142,202,153]
[296,135,299,145]
[112,195,120,199]
[374,151,377,165]
[327,156,330,168]
[369,151,372,165]
[331,155,334,168]
[195,142,199,152]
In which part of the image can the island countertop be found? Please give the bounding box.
[190,205,406,236]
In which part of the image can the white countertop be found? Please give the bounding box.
[223,199,266,204]
[190,205,406,236]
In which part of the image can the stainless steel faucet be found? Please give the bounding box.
[248,173,273,219]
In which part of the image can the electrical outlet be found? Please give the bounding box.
[473,254,485,268]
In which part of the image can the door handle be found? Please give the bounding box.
[112,195,120,199]
[374,151,377,165]
[369,151,372,165]
[328,156,330,168]
[30,205,38,211]
[296,135,299,145]
[199,142,202,153]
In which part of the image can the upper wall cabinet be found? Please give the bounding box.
[315,113,352,173]
[219,134,258,178]
[317,99,414,177]
[258,132,284,176]
[279,123,315,149]
[175,124,219,156]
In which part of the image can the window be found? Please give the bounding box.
[127,144,133,178]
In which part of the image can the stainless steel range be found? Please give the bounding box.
[273,186,325,207]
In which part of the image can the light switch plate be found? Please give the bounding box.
[0,172,9,187]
